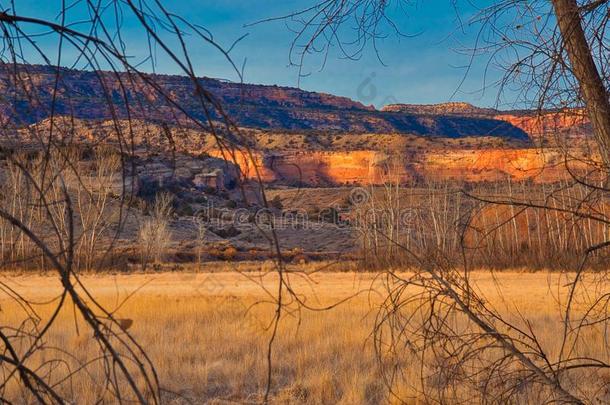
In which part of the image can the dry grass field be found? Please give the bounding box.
[1,266,607,404]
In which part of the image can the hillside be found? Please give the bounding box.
[0,64,529,141]
[383,102,590,138]
[0,64,598,188]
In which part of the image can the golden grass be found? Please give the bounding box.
[0,269,607,403]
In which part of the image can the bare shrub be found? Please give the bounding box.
[138,192,174,269]
[72,147,122,271]
[193,216,208,267]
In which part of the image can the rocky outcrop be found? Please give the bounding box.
[382,102,496,116]
[8,116,593,186]
[383,102,590,140]
[493,110,589,138]
[420,148,586,182]
[263,151,412,185]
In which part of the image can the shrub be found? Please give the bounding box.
[270,195,283,210]
[222,246,238,261]
[138,193,173,269]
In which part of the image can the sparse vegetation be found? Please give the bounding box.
[0,270,606,404]
[138,193,174,270]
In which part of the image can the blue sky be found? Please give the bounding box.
[6,1,514,109]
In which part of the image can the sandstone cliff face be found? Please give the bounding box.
[493,111,589,138]
[215,147,591,185]
[208,149,277,182]
[210,150,403,185]
[11,117,593,186]
[165,146,401,186]
[420,148,583,182]
[10,116,594,186]
[262,151,412,185]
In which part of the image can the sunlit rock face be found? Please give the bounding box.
[215,147,595,185]
[260,151,412,185]
[13,117,593,186]
[420,148,592,183]
[210,150,401,185]
[493,111,589,139]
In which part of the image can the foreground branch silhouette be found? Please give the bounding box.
[0,1,299,403]
[275,1,610,403]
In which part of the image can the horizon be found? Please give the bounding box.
[8,1,525,110]
[20,62,537,113]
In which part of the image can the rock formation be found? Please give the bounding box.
[0,64,528,140]
[0,64,598,186]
